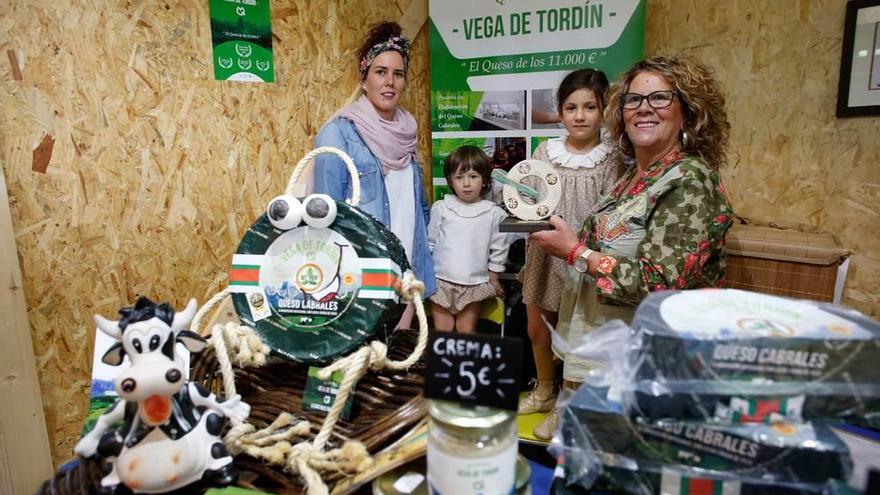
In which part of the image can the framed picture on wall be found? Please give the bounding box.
[837,0,880,117]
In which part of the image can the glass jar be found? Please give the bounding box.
[426,400,518,495]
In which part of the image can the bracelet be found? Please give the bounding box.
[566,240,584,266]
[581,248,595,265]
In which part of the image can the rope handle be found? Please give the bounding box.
[191,288,231,336]
[312,272,427,450]
[204,273,427,494]
[193,147,360,336]
[286,146,361,206]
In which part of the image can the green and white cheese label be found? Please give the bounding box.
[230,202,409,364]
[658,290,871,340]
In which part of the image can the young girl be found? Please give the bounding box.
[517,69,623,439]
[427,146,510,333]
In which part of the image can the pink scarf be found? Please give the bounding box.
[339,95,417,175]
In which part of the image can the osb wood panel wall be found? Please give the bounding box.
[646,0,880,315]
[1,0,430,465]
[4,0,880,469]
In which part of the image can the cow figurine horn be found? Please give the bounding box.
[171,298,198,334]
[94,314,122,340]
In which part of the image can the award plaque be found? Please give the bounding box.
[496,159,561,233]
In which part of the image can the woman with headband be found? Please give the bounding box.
[313,22,436,327]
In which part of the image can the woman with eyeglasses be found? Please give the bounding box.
[530,56,733,418]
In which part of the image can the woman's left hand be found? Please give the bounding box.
[530,215,580,260]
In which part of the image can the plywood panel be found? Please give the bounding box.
[0,0,430,465]
[0,161,53,492]
[4,0,879,472]
[646,0,880,315]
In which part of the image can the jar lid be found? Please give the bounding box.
[428,400,514,429]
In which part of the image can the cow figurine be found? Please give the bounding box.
[75,297,250,494]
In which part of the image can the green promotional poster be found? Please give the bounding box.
[209,0,275,83]
[429,0,645,199]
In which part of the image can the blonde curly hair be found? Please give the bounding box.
[604,56,731,170]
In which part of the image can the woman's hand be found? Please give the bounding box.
[488,271,505,298]
[530,215,580,260]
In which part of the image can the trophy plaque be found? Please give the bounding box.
[496,159,561,233]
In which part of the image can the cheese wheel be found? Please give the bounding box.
[634,289,880,384]
[229,200,408,364]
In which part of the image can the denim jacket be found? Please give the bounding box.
[314,117,437,297]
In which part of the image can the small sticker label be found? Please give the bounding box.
[428,438,516,495]
[246,289,271,321]
[393,472,425,494]
[302,366,355,420]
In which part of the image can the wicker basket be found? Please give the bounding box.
[724,224,850,303]
[37,328,426,495]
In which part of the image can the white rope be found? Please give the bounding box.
[286,146,361,206]
[205,272,427,494]
[317,271,428,380]
[313,345,372,450]
[210,323,239,400]
[220,322,271,367]
[191,288,230,336]
[224,413,312,463]
[199,145,428,494]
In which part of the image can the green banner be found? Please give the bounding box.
[209,0,275,83]
[428,0,645,200]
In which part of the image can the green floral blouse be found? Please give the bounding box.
[579,149,734,306]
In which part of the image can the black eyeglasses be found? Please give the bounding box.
[620,90,678,110]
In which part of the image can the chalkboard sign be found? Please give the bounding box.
[424,331,523,411]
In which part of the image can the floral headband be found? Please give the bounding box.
[359,35,411,79]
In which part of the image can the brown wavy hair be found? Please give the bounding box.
[556,68,609,113]
[604,56,730,169]
[443,145,492,194]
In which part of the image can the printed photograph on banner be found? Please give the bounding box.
[431,90,525,131]
[493,137,527,172]
[83,330,123,435]
[431,137,528,201]
[531,88,563,129]
[491,137,528,204]
[431,137,494,199]
[531,136,552,155]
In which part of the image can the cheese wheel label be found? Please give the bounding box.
[230,203,409,364]
[231,228,399,327]
[658,290,871,340]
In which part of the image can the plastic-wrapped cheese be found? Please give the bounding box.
[592,465,832,495]
[560,385,852,485]
[633,289,880,384]
[229,200,407,365]
[628,386,880,427]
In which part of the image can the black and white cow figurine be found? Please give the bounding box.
[75,297,250,494]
